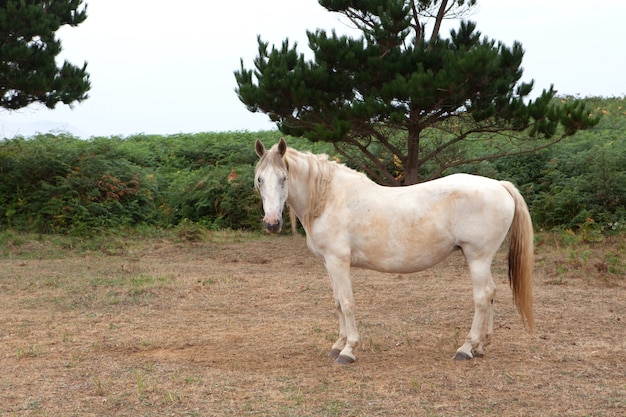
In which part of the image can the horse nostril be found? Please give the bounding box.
[263,220,282,233]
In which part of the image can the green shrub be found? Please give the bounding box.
[0,97,624,236]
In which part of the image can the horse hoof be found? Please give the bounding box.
[329,349,341,359]
[453,351,473,361]
[335,355,356,365]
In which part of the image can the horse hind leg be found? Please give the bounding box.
[454,258,496,361]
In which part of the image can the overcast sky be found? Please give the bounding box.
[1,0,624,138]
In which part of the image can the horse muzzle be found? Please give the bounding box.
[263,218,283,234]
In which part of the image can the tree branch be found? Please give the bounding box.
[409,0,423,45]
[421,128,573,182]
[428,0,449,47]
[334,137,396,184]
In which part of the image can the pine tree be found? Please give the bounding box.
[235,0,599,185]
[0,0,90,110]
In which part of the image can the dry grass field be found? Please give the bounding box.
[0,230,624,416]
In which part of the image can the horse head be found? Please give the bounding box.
[255,138,288,233]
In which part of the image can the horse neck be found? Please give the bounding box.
[285,150,311,220]
[286,184,308,224]
[286,149,334,232]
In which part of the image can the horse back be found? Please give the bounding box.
[308,173,516,273]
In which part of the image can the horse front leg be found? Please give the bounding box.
[328,297,347,359]
[325,256,359,364]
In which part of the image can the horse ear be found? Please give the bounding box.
[255,140,266,158]
[278,137,287,156]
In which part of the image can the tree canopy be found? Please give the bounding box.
[235,0,599,185]
[0,0,90,110]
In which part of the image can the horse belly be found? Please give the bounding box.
[349,224,458,273]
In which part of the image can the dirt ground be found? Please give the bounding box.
[0,232,624,416]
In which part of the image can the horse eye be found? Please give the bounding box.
[257,176,263,185]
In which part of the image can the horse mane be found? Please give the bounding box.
[284,147,338,232]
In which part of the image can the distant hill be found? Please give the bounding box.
[0,120,86,139]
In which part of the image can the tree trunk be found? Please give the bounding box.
[404,126,421,185]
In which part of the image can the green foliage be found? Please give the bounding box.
[164,164,257,229]
[235,1,599,185]
[0,131,327,235]
[453,97,626,232]
[0,134,157,234]
[0,97,623,236]
[0,0,90,109]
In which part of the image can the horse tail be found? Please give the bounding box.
[288,204,298,236]
[500,181,535,333]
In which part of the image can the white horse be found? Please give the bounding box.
[255,138,534,364]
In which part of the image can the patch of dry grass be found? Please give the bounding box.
[0,230,624,416]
